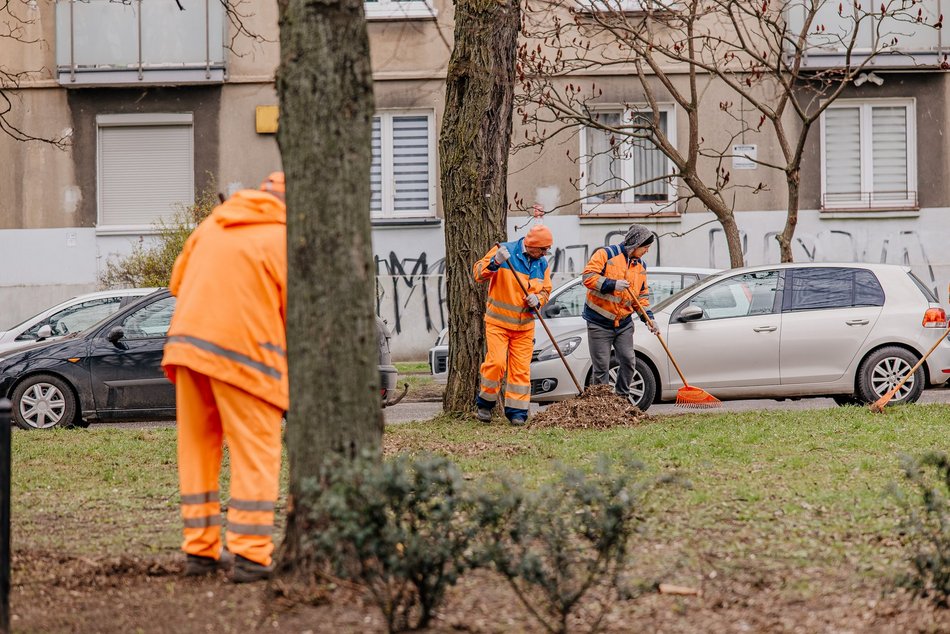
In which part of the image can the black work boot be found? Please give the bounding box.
[507,416,527,427]
[231,555,275,584]
[476,407,492,423]
[184,551,232,576]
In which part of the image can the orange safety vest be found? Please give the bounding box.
[474,239,553,331]
[582,244,650,329]
[162,189,288,410]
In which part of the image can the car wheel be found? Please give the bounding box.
[11,374,78,430]
[603,357,657,412]
[855,347,924,406]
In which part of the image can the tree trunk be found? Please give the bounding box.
[439,0,521,414]
[275,0,381,581]
[681,173,745,268]
[776,169,801,263]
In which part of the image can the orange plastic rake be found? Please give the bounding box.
[626,289,721,409]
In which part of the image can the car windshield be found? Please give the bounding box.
[652,271,728,312]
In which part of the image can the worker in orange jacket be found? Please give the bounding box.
[582,224,659,406]
[162,172,287,583]
[473,225,553,425]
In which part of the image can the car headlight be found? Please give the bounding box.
[536,336,582,361]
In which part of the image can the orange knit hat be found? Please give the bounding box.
[260,171,285,194]
[524,224,553,248]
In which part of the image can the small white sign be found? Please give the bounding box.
[66,232,78,248]
[732,144,757,170]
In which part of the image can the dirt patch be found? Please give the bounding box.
[11,549,950,633]
[529,384,650,429]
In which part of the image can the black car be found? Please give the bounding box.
[0,289,398,430]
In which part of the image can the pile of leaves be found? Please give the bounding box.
[529,384,648,430]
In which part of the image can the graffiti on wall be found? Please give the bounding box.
[377,213,948,356]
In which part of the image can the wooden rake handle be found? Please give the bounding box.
[502,247,584,395]
[625,287,690,388]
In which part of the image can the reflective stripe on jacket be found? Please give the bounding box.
[162,189,288,410]
[473,239,552,332]
[581,244,650,329]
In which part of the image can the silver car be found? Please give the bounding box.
[530,263,950,410]
[427,267,719,381]
[0,288,158,355]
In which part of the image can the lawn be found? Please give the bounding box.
[8,404,950,632]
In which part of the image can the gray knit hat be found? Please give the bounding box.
[623,224,654,249]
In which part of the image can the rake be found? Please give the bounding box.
[869,322,950,413]
[626,288,721,409]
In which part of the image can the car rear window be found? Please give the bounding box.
[907,272,939,303]
[784,268,885,311]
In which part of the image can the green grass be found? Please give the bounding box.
[11,404,948,589]
[395,361,430,374]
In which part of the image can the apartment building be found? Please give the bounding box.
[1,0,947,356]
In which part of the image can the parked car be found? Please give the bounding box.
[0,290,399,429]
[0,287,158,355]
[428,266,720,380]
[530,263,950,410]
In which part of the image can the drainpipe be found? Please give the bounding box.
[69,0,76,83]
[205,0,211,79]
[137,0,143,80]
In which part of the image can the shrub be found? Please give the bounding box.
[310,451,478,632]
[98,187,219,289]
[473,455,676,634]
[894,451,950,606]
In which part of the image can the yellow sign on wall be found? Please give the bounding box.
[255,106,279,134]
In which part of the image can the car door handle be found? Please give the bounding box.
[845,319,869,326]
[753,325,777,332]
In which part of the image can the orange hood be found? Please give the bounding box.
[213,190,286,228]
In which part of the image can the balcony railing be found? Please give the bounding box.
[785,0,946,69]
[56,0,227,86]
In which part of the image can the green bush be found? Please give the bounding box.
[473,455,677,634]
[894,451,950,606]
[98,187,219,289]
[310,452,478,632]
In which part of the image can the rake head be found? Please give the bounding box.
[868,397,889,414]
[675,385,721,409]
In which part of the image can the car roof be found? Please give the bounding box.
[708,262,912,274]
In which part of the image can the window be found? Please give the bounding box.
[97,114,195,231]
[371,112,436,219]
[821,100,916,209]
[580,107,675,214]
[683,271,779,320]
[784,268,885,311]
[121,296,176,339]
[648,273,701,303]
[15,298,123,341]
[364,0,435,20]
[543,281,587,318]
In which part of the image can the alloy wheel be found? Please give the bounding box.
[869,356,915,402]
[19,382,68,429]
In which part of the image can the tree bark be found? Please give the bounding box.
[680,173,745,268]
[776,168,801,263]
[275,0,381,580]
[439,0,521,414]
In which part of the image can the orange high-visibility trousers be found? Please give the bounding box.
[477,322,534,420]
[174,366,283,566]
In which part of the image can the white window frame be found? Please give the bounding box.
[819,98,917,210]
[372,110,437,219]
[364,0,437,20]
[579,104,677,216]
[95,113,195,234]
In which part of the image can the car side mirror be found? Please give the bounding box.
[36,324,53,340]
[678,305,705,322]
[543,304,562,318]
[107,327,126,345]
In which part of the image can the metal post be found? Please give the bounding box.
[0,398,11,634]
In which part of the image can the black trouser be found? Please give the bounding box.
[587,321,635,396]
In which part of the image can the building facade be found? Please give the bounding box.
[1,0,948,357]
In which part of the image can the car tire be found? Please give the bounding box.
[855,346,924,406]
[597,357,657,412]
[11,373,78,430]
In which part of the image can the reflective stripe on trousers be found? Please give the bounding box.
[478,322,534,416]
[174,366,283,567]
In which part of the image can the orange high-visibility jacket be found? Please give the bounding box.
[474,239,552,331]
[582,244,650,329]
[162,190,288,410]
